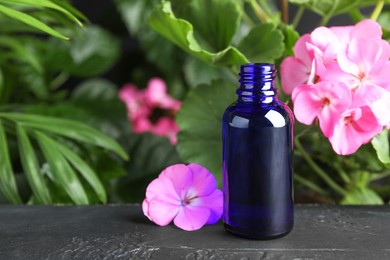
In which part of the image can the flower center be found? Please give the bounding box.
[149,108,170,124]
[357,71,366,81]
[181,195,198,206]
[344,115,353,126]
[322,97,330,107]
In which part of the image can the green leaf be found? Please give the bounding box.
[281,24,300,58]
[341,187,383,205]
[173,0,241,51]
[0,120,22,203]
[0,4,68,39]
[55,140,107,204]
[26,78,130,140]
[237,23,285,63]
[71,78,118,101]
[116,133,181,203]
[0,0,83,26]
[0,36,44,73]
[0,113,129,160]
[0,68,4,101]
[183,57,224,87]
[148,1,248,66]
[45,26,120,77]
[372,129,390,168]
[378,11,390,41]
[115,0,156,35]
[16,124,52,204]
[289,0,378,17]
[177,79,237,184]
[35,131,89,205]
[51,0,87,21]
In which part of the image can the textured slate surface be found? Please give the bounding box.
[0,205,389,259]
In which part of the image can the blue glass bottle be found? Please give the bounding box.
[222,63,294,239]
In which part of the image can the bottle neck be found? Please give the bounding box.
[236,63,278,104]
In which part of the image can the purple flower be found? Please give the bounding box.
[142,164,223,231]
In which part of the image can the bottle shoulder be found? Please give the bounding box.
[223,101,294,128]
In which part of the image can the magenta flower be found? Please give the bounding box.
[142,164,223,231]
[119,78,182,144]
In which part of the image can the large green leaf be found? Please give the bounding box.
[0,120,22,203]
[0,113,128,160]
[177,79,237,184]
[35,132,89,205]
[16,124,52,204]
[148,1,248,66]
[237,23,285,63]
[289,0,378,17]
[372,129,390,168]
[172,0,241,52]
[0,4,68,39]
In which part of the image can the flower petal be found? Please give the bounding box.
[145,175,179,203]
[173,205,210,231]
[198,190,223,224]
[280,57,311,95]
[187,163,217,197]
[145,78,181,111]
[151,117,180,145]
[368,61,390,89]
[293,34,313,65]
[292,85,323,125]
[330,25,353,46]
[119,84,150,120]
[148,196,180,226]
[142,199,152,221]
[329,111,364,155]
[370,92,390,126]
[311,26,340,58]
[329,107,382,155]
[352,19,383,41]
[159,164,193,198]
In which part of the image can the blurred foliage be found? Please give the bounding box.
[1,0,390,205]
[0,0,127,205]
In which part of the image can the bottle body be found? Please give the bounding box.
[222,63,294,239]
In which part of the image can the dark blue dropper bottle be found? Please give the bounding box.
[222,63,294,239]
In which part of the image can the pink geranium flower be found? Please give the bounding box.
[292,81,351,137]
[119,78,182,144]
[281,19,389,155]
[321,38,390,108]
[142,164,223,231]
[329,107,382,155]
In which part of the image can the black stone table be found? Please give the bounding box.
[1,205,389,259]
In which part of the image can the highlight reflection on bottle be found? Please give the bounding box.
[222,63,294,239]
